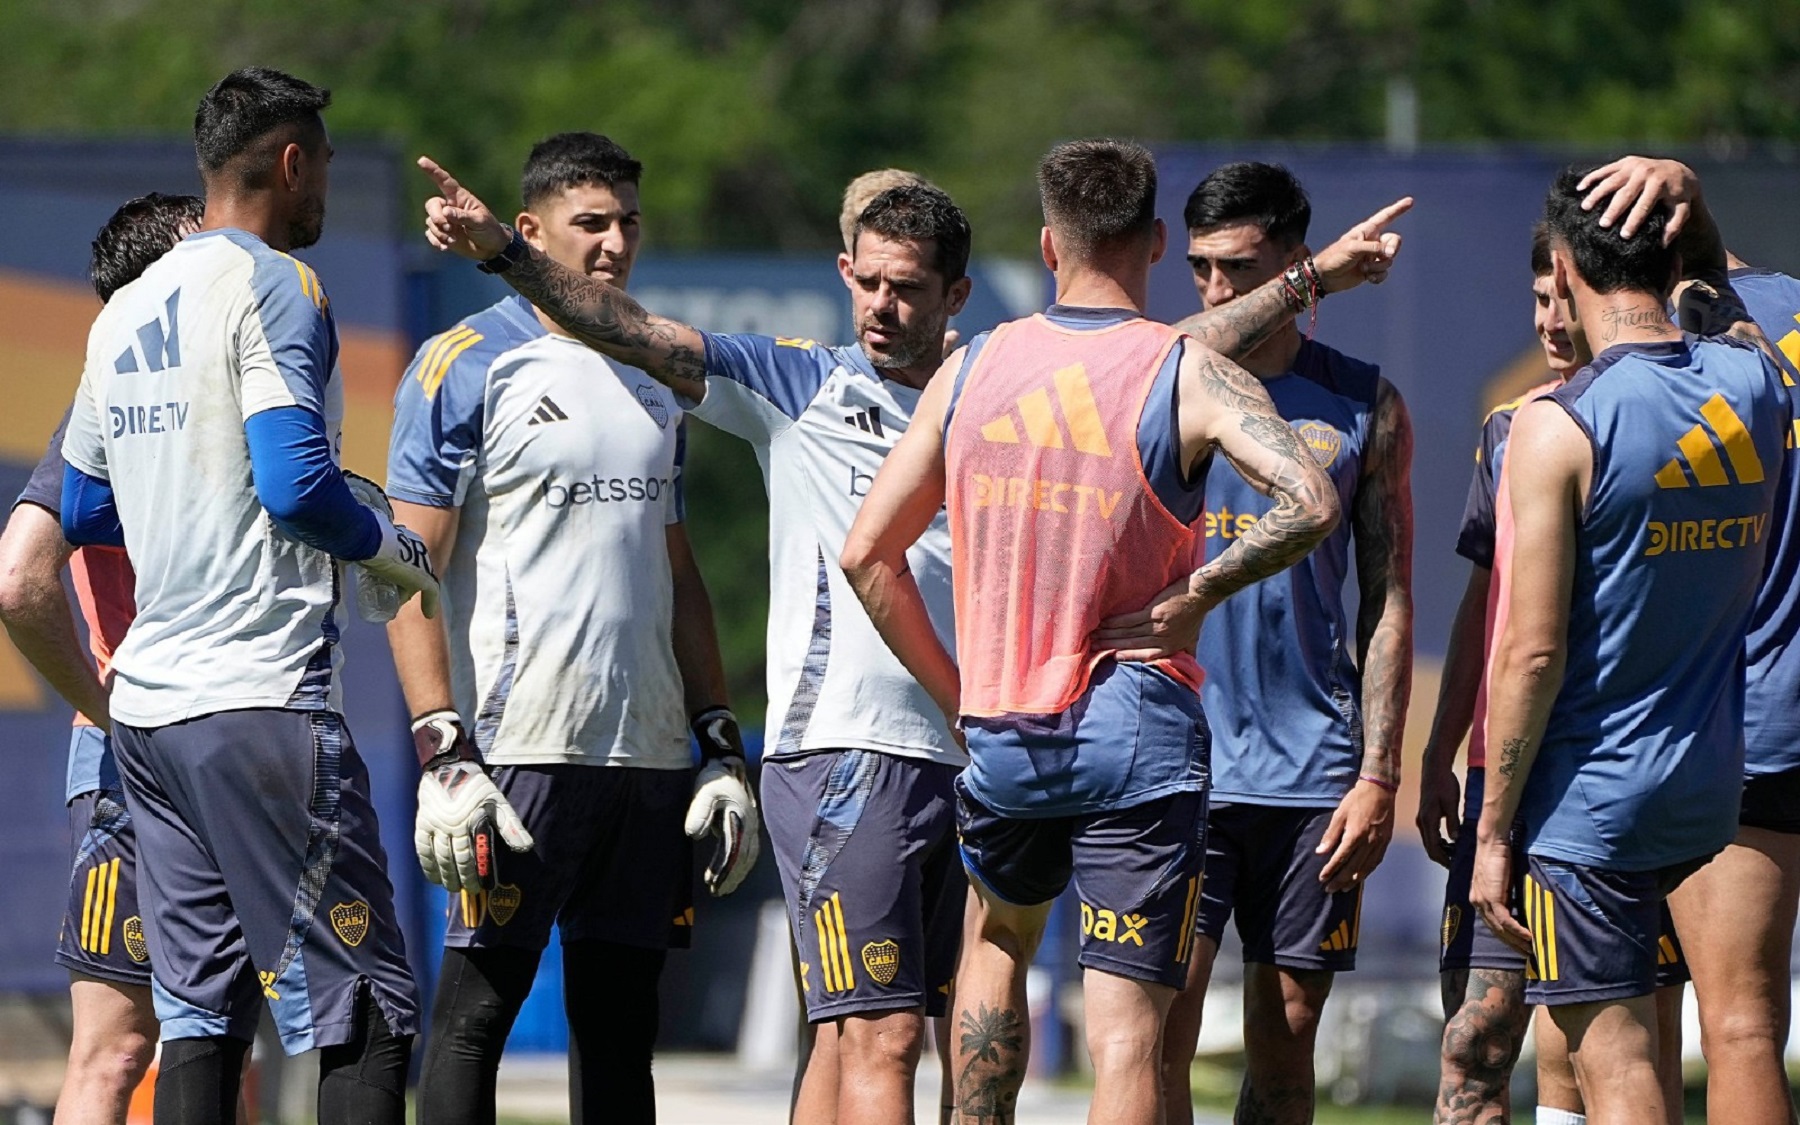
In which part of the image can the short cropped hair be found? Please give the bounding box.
[89,193,205,303]
[521,133,642,209]
[1530,220,1553,278]
[1182,162,1311,248]
[1037,139,1159,257]
[853,184,972,284]
[1543,164,1676,296]
[840,169,930,252]
[194,67,331,184]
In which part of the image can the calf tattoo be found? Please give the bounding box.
[1436,968,1529,1124]
[957,1003,1025,1124]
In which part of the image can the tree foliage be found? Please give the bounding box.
[5,0,1798,254]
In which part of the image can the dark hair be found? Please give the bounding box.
[1530,220,1553,278]
[1182,162,1311,247]
[89,193,205,302]
[853,183,973,284]
[1542,164,1676,296]
[1037,139,1159,256]
[194,68,331,185]
[521,133,643,208]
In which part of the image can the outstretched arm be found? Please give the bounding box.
[1173,197,1414,361]
[1470,399,1582,955]
[418,157,710,402]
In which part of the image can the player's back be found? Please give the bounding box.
[944,310,1200,717]
[1730,266,1800,773]
[63,230,346,727]
[1526,334,1789,871]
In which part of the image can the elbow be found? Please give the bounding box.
[1300,492,1343,546]
[839,533,877,584]
[1496,639,1564,688]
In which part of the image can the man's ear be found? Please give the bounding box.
[946,275,973,317]
[516,211,545,252]
[837,250,855,289]
[1040,227,1058,273]
[1149,217,1168,265]
[280,143,305,193]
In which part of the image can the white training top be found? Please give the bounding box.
[388,296,690,769]
[62,229,348,726]
[691,332,963,767]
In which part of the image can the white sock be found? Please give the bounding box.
[1536,1109,1585,1125]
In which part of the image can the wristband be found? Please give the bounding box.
[690,706,745,764]
[412,709,478,769]
[1359,773,1398,793]
[476,228,530,275]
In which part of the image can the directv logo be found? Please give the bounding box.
[528,396,568,425]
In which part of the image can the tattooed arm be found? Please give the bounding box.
[1186,348,1341,603]
[417,157,710,401]
[1470,399,1582,954]
[1351,379,1414,788]
[1172,196,1414,362]
[1093,344,1341,660]
[1313,380,1414,893]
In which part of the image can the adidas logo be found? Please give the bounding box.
[1654,393,1765,488]
[115,290,183,374]
[1318,919,1357,953]
[527,396,569,425]
[845,407,885,438]
[978,363,1112,457]
[1775,310,1800,388]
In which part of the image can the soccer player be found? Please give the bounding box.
[840,137,1403,1125]
[1154,162,1414,1125]
[1471,166,1788,1125]
[1574,155,1800,1125]
[386,131,752,1125]
[0,192,201,1125]
[1417,219,1689,1125]
[57,68,437,1125]
[413,145,1400,1125]
[421,160,972,1125]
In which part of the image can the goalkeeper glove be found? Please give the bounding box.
[342,470,440,620]
[412,710,532,892]
[684,706,760,896]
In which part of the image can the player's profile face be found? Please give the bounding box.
[841,231,963,371]
[527,181,643,289]
[1187,221,1291,310]
[288,135,331,251]
[1532,273,1582,374]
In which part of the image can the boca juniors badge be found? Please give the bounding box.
[1296,421,1344,468]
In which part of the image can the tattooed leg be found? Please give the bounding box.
[1085,968,1178,1125]
[1435,968,1529,1125]
[954,887,1050,1124]
[1235,964,1333,1125]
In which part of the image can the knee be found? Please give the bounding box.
[1440,997,1526,1081]
[1700,1002,1788,1058]
[839,1012,925,1076]
[1087,1014,1163,1076]
[68,1022,156,1093]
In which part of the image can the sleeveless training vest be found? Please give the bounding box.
[946,313,1200,717]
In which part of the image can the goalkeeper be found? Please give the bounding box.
[384,131,755,1125]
